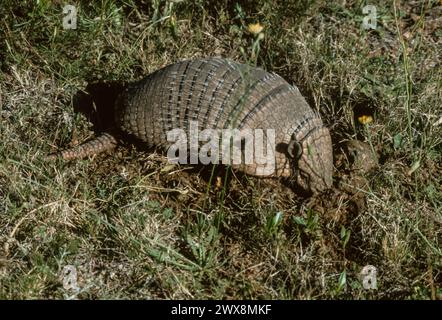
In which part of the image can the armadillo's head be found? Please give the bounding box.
[287,126,333,195]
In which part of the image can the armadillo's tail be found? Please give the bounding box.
[46,132,118,161]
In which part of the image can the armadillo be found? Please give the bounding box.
[48,58,333,194]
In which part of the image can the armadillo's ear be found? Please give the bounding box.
[287,139,302,159]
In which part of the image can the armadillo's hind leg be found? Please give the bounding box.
[46,132,118,161]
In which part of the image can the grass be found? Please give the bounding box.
[0,0,441,299]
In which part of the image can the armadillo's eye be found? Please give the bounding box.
[287,140,302,159]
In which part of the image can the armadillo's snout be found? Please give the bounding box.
[309,165,333,194]
[290,127,334,195]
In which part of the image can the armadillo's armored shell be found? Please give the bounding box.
[114,58,332,193]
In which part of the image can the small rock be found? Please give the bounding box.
[344,140,378,173]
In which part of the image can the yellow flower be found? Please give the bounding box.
[248,23,264,35]
[215,176,222,190]
[358,115,373,124]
